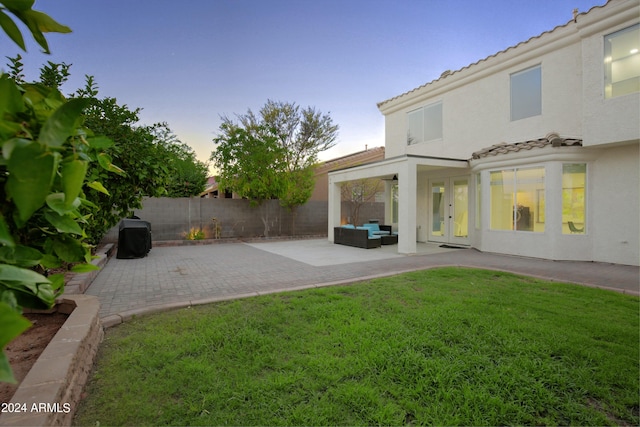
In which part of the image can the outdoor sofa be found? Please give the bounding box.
[334,225,381,249]
[361,223,398,245]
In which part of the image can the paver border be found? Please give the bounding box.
[0,295,103,427]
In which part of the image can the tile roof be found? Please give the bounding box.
[377,1,610,109]
[471,133,582,159]
[317,146,385,172]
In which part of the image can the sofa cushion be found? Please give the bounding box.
[362,223,390,235]
[356,227,381,239]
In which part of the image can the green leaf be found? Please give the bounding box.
[47,273,64,292]
[97,152,125,175]
[20,8,71,33]
[0,74,25,117]
[79,197,97,209]
[0,302,30,348]
[0,245,42,267]
[12,9,71,54]
[6,141,56,223]
[39,98,88,147]
[61,159,88,208]
[70,263,99,273]
[0,264,49,284]
[0,301,31,383]
[0,352,16,383]
[86,180,110,195]
[21,82,50,107]
[1,0,36,12]
[87,136,114,150]
[0,9,26,51]
[0,214,15,247]
[39,253,61,269]
[0,119,23,141]
[1,137,26,160]
[52,237,85,263]
[33,282,54,304]
[44,211,83,235]
[46,192,71,215]
[0,290,18,310]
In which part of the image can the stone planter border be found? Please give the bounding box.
[0,295,103,427]
[0,244,114,426]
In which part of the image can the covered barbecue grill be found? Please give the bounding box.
[116,218,152,259]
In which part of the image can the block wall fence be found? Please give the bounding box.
[102,197,384,242]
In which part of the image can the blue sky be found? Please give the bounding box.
[2,0,606,166]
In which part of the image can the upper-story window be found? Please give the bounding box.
[604,23,639,99]
[406,101,442,145]
[510,65,542,121]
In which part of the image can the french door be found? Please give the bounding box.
[428,177,469,245]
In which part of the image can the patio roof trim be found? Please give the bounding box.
[328,154,468,175]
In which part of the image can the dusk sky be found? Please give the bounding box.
[2,0,606,168]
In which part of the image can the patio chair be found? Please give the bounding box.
[568,221,584,233]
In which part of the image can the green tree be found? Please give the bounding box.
[211,122,286,236]
[212,100,338,234]
[27,70,208,244]
[77,88,167,244]
[149,122,208,197]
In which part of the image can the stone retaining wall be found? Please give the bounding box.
[0,243,114,426]
[0,295,103,427]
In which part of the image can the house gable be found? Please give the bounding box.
[378,0,639,160]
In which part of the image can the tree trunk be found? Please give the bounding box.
[290,205,298,236]
[259,203,269,237]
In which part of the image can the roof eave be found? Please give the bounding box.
[377,1,613,115]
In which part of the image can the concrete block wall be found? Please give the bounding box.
[102,198,384,242]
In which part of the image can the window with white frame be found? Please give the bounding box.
[489,167,545,232]
[604,23,640,99]
[562,164,586,234]
[391,184,398,223]
[510,65,542,121]
[406,101,443,145]
[475,173,481,229]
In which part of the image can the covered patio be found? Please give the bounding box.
[328,154,469,254]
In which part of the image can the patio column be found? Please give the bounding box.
[397,160,417,254]
[327,176,341,242]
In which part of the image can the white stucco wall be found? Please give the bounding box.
[470,144,639,266]
[381,25,584,160]
[580,0,640,147]
[364,0,640,265]
[590,143,639,265]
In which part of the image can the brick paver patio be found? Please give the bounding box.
[85,239,640,326]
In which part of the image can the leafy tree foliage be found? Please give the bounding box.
[211,123,286,236]
[75,80,168,244]
[212,123,287,203]
[0,75,116,383]
[0,0,89,384]
[211,100,338,235]
[75,77,208,243]
[149,122,209,198]
[0,0,71,54]
[0,4,207,382]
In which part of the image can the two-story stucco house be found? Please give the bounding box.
[328,0,639,266]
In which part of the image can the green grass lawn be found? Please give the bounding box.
[73,268,639,426]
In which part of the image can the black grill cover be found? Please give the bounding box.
[116,218,152,259]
